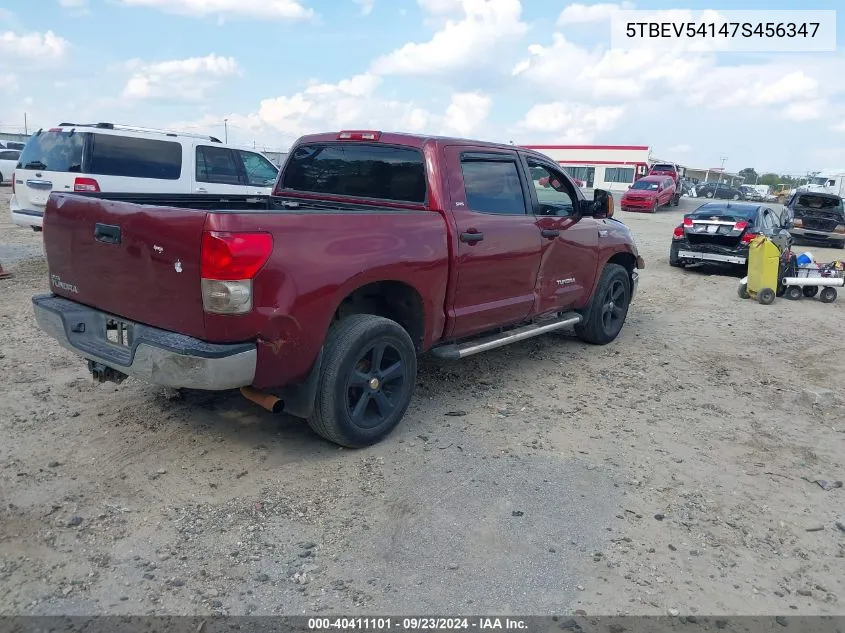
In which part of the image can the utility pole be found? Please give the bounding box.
[224,119,228,144]
[24,112,28,135]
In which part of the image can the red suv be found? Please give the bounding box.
[621,176,678,213]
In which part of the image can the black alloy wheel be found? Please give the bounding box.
[345,341,407,428]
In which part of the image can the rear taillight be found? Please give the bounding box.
[673,226,684,239]
[200,231,272,314]
[683,217,693,227]
[793,218,803,228]
[741,232,758,244]
[73,177,100,192]
[734,220,748,230]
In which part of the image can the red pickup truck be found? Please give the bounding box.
[33,130,644,447]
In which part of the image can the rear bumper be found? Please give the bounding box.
[32,294,256,391]
[673,241,748,265]
[789,228,845,243]
[9,196,44,229]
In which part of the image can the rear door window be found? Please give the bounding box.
[0,150,20,161]
[281,143,426,203]
[196,145,243,185]
[16,130,86,172]
[88,134,182,180]
[460,156,527,215]
[236,150,278,186]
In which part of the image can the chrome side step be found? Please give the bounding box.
[430,312,582,361]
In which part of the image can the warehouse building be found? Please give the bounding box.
[523,144,745,191]
[522,144,651,192]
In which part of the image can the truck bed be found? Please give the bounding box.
[42,192,451,388]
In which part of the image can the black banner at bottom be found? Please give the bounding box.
[1,616,844,633]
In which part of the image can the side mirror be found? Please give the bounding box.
[592,189,614,219]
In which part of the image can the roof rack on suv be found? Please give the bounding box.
[56,122,222,143]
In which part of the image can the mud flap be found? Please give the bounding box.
[277,348,324,419]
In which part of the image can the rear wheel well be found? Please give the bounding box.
[333,281,425,351]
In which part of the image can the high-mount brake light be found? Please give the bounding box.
[337,130,381,141]
[73,177,100,192]
[48,128,64,132]
[200,231,273,315]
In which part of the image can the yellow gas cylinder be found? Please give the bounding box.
[746,235,780,305]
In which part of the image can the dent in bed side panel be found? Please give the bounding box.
[203,210,450,389]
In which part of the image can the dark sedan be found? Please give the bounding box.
[696,182,745,200]
[670,202,791,269]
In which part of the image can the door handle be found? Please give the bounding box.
[460,231,484,243]
[94,223,121,245]
[195,187,207,193]
[541,229,560,239]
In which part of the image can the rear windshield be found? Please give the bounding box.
[88,133,182,180]
[651,164,675,172]
[281,143,426,203]
[631,180,659,190]
[795,195,843,210]
[16,131,86,172]
[690,207,756,221]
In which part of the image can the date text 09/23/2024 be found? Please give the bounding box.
[308,618,528,631]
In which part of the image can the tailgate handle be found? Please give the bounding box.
[94,223,121,245]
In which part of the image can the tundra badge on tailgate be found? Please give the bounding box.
[50,274,79,294]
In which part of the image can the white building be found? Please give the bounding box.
[522,144,651,192]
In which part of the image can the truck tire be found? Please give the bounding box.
[308,314,417,448]
[575,263,631,345]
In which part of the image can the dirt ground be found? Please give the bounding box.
[1,188,844,617]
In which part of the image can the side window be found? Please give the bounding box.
[88,134,182,179]
[196,146,243,185]
[0,150,19,160]
[525,159,575,217]
[460,158,527,215]
[237,150,279,187]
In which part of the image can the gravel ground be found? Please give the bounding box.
[1,188,844,616]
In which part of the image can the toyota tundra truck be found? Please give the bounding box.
[33,130,644,448]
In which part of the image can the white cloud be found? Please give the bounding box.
[0,73,18,91]
[832,122,845,133]
[669,144,692,154]
[0,30,69,61]
[443,92,492,137]
[371,0,527,76]
[59,0,89,8]
[169,74,493,148]
[116,0,314,21]
[514,102,625,143]
[353,0,374,15]
[121,54,240,102]
[782,100,824,122]
[557,1,634,25]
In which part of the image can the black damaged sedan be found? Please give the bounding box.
[670,202,792,269]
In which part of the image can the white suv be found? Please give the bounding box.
[10,122,280,230]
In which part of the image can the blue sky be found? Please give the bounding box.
[0,0,843,174]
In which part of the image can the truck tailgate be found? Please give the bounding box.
[44,193,208,338]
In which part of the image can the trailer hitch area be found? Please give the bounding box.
[87,360,128,385]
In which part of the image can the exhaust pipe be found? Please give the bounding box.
[240,386,284,414]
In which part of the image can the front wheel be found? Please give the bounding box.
[706,191,714,198]
[757,287,776,305]
[576,263,631,345]
[308,314,417,448]
[672,194,680,207]
[732,194,740,200]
